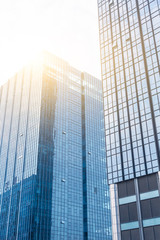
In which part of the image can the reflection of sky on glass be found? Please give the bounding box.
[0,0,101,85]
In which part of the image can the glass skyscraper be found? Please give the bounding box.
[0,51,112,240]
[98,0,160,239]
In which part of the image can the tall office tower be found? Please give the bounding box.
[97,0,160,239]
[0,52,112,240]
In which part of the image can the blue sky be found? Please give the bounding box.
[0,0,101,85]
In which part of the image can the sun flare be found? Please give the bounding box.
[0,0,100,86]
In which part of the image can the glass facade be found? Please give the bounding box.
[0,52,111,239]
[118,174,160,240]
[97,0,160,239]
[81,72,112,239]
[98,0,160,184]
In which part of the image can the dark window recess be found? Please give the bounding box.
[141,199,152,219]
[127,180,135,196]
[148,174,158,191]
[151,198,160,218]
[121,230,130,240]
[118,179,135,198]
[141,198,160,219]
[138,176,149,193]
[120,205,129,223]
[138,174,158,193]
[118,182,127,198]
[94,187,97,194]
[144,227,154,240]
[131,229,140,240]
[128,203,138,222]
[120,203,138,223]
[154,225,160,240]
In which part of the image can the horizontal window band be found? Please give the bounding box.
[121,221,139,231]
[143,218,160,228]
[140,190,159,201]
[119,195,136,205]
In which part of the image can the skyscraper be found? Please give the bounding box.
[98,0,160,239]
[0,52,112,240]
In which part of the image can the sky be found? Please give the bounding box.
[0,0,101,86]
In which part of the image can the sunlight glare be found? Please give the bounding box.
[0,0,101,86]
